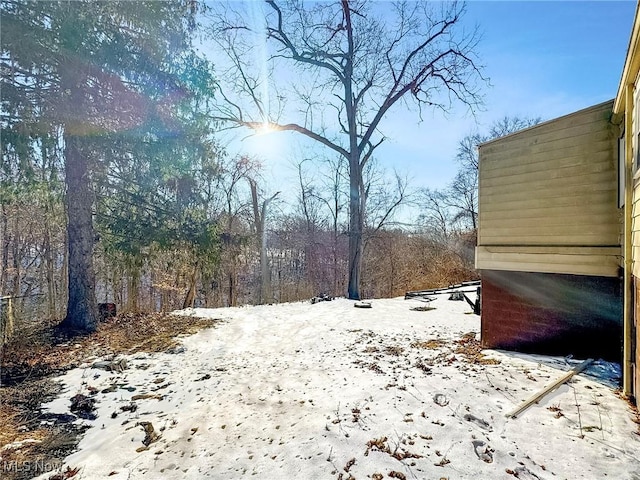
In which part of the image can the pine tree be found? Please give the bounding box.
[1,0,215,331]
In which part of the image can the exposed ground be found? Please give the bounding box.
[0,312,219,480]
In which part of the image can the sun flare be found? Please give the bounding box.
[255,123,277,136]
[246,123,286,160]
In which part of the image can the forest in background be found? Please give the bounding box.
[1,0,541,342]
[0,144,478,335]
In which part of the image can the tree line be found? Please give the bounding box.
[1,0,537,339]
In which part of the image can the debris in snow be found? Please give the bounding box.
[464,413,492,431]
[22,297,640,480]
[164,345,186,354]
[354,301,372,308]
[311,293,334,304]
[120,402,137,413]
[101,384,117,394]
[506,465,543,479]
[388,471,407,479]
[412,339,446,349]
[92,358,128,372]
[343,457,356,472]
[47,466,80,479]
[455,332,501,365]
[136,421,160,449]
[131,393,162,401]
[433,393,449,406]
[410,305,436,312]
[472,440,494,463]
[69,394,96,420]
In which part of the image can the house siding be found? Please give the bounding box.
[477,100,621,276]
[630,69,640,402]
[632,180,640,278]
[476,100,625,367]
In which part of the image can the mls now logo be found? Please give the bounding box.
[2,459,63,474]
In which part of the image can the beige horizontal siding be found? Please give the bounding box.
[480,162,614,190]
[632,178,640,277]
[482,189,622,214]
[480,183,616,208]
[481,212,620,229]
[476,246,621,277]
[481,198,617,218]
[481,131,613,170]
[481,146,613,178]
[481,224,618,241]
[480,104,612,155]
[477,100,621,274]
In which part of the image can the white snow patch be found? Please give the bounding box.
[34,296,640,479]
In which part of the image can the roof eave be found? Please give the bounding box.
[614,2,640,114]
[478,100,614,148]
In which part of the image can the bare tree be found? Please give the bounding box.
[208,0,484,299]
[488,115,541,139]
[447,167,478,229]
[455,115,541,172]
[363,162,410,235]
[313,155,349,296]
[296,159,326,234]
[216,155,260,306]
[248,178,279,304]
[418,188,455,242]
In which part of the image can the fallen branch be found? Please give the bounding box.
[505,358,594,419]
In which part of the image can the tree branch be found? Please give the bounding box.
[265,0,345,83]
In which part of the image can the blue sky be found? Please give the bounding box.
[227,1,636,199]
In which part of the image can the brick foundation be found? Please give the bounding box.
[481,270,623,362]
[634,278,640,401]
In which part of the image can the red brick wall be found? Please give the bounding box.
[481,270,623,362]
[634,279,640,401]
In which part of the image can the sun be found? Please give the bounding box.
[255,123,277,136]
[245,124,287,160]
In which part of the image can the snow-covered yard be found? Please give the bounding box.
[32,296,640,479]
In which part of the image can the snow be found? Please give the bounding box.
[36,296,640,479]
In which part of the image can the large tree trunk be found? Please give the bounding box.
[347,158,363,300]
[344,2,362,301]
[249,179,277,305]
[11,213,20,298]
[259,197,273,304]
[58,11,98,332]
[61,132,98,331]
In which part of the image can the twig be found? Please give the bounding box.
[485,371,494,388]
[573,386,584,439]
[593,394,605,440]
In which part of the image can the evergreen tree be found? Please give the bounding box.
[1,0,215,331]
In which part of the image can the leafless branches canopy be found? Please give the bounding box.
[207,0,484,299]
